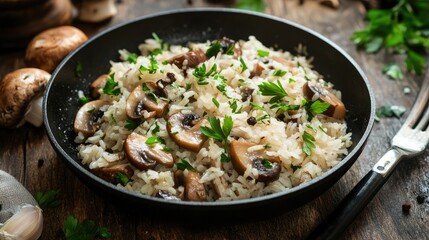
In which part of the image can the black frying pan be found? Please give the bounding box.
[43,8,375,219]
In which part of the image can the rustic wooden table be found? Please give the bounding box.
[0,0,428,239]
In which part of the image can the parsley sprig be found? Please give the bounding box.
[302,130,316,156]
[351,0,429,75]
[193,63,218,85]
[200,116,233,162]
[177,159,197,172]
[258,80,289,103]
[35,189,61,209]
[63,216,111,240]
[102,73,121,96]
[139,55,159,74]
[304,100,331,121]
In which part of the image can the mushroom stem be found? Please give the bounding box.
[23,95,43,127]
[78,0,118,23]
[0,204,43,240]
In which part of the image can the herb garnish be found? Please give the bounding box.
[145,136,165,145]
[200,116,233,162]
[258,80,288,103]
[63,216,111,240]
[79,96,90,104]
[261,159,273,169]
[304,100,331,121]
[291,164,301,172]
[239,57,248,72]
[212,98,220,108]
[351,0,429,75]
[126,53,139,63]
[206,41,222,58]
[302,130,316,156]
[375,105,406,122]
[273,69,287,77]
[383,63,403,80]
[193,63,218,85]
[125,119,141,131]
[35,189,61,209]
[234,0,265,12]
[114,172,129,186]
[102,73,121,96]
[151,121,160,134]
[177,159,197,172]
[257,49,269,57]
[75,61,83,78]
[139,55,158,74]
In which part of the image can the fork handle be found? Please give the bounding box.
[307,149,404,240]
[306,170,388,240]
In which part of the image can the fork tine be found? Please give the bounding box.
[404,76,429,128]
[415,101,429,130]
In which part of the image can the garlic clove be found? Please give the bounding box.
[0,204,43,240]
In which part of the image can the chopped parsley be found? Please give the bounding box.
[270,103,300,112]
[125,119,141,131]
[75,61,83,78]
[289,78,296,83]
[258,80,288,103]
[261,159,273,169]
[375,105,406,122]
[139,55,158,74]
[102,73,121,96]
[273,69,287,77]
[110,113,116,124]
[302,131,316,156]
[162,146,174,153]
[239,57,248,72]
[212,98,220,108]
[79,96,90,104]
[150,121,160,134]
[200,116,233,162]
[291,164,301,172]
[150,48,163,56]
[192,63,218,85]
[145,136,165,145]
[177,159,197,172]
[35,189,61,209]
[185,83,192,90]
[304,100,331,121]
[233,0,265,12]
[126,53,139,63]
[63,216,111,240]
[229,100,242,113]
[257,49,269,57]
[383,63,403,80]
[114,172,129,186]
[206,41,222,58]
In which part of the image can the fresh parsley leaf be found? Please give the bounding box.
[258,80,288,103]
[150,48,163,56]
[383,63,403,80]
[273,69,287,77]
[375,105,406,122]
[239,57,248,72]
[102,73,121,96]
[151,121,160,134]
[234,0,265,12]
[139,55,158,74]
[177,159,196,172]
[291,164,301,172]
[270,103,300,111]
[79,96,90,105]
[200,116,233,142]
[405,50,426,75]
[212,98,220,108]
[125,119,141,131]
[114,172,129,186]
[206,41,222,58]
[35,189,61,209]
[303,131,316,156]
[126,53,138,63]
[310,100,331,114]
[145,136,165,145]
[257,49,269,57]
[193,63,218,85]
[261,159,272,169]
[220,152,231,162]
[162,146,174,153]
[185,83,192,90]
[75,61,83,78]
[63,216,111,240]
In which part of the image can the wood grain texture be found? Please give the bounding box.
[0,0,428,239]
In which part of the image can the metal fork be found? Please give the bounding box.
[307,76,429,240]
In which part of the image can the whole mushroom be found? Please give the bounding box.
[0,68,51,128]
[25,25,88,73]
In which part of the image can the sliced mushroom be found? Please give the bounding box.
[25,26,88,73]
[73,99,111,137]
[184,171,207,201]
[240,87,254,102]
[89,74,108,98]
[91,163,134,184]
[126,84,168,120]
[155,190,181,201]
[168,49,208,70]
[166,112,208,152]
[230,140,281,183]
[250,62,264,78]
[124,132,174,170]
[303,82,346,120]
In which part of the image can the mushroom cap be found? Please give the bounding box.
[0,68,51,128]
[25,25,88,73]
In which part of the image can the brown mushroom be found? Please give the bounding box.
[303,82,346,120]
[73,99,111,137]
[25,25,88,73]
[184,171,207,201]
[168,49,208,70]
[124,132,174,170]
[89,74,108,98]
[126,84,168,120]
[0,68,51,128]
[250,62,264,78]
[230,140,281,183]
[166,112,208,152]
[78,0,117,23]
[91,163,134,185]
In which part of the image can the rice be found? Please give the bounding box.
[74,36,352,201]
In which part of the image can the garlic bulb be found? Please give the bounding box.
[0,204,43,240]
